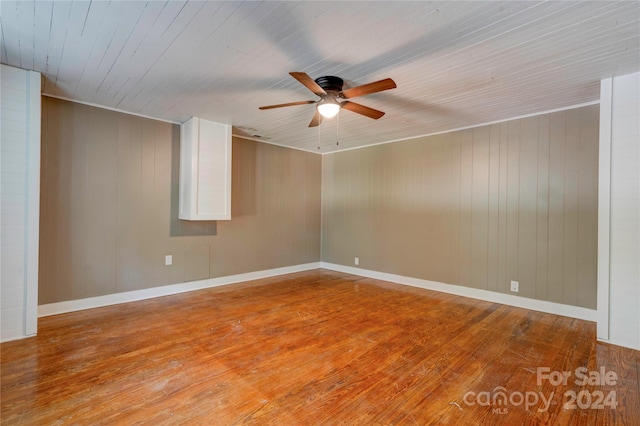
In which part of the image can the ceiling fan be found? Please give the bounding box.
[259,72,397,127]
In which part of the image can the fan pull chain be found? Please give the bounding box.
[336,112,340,146]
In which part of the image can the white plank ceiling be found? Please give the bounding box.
[1,1,639,153]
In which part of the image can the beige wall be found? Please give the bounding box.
[322,105,599,309]
[40,98,599,309]
[40,98,321,304]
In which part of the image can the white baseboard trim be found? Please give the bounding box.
[597,337,640,351]
[38,262,321,317]
[38,261,598,323]
[0,331,37,343]
[321,263,597,322]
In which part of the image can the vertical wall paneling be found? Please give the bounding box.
[116,113,137,292]
[535,115,550,302]
[487,124,501,293]
[471,126,490,290]
[547,112,566,304]
[321,105,600,309]
[0,65,41,342]
[496,123,509,294]
[459,130,473,287]
[506,120,520,294]
[39,98,321,304]
[518,117,539,300]
[563,109,580,306]
[576,106,599,309]
[450,132,462,285]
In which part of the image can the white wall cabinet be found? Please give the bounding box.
[179,118,232,220]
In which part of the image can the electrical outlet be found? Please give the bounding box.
[165,255,173,266]
[510,280,519,292]
[354,257,359,266]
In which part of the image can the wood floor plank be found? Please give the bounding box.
[2,269,638,425]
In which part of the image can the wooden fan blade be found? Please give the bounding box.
[308,110,323,127]
[290,72,326,96]
[259,100,316,110]
[341,101,385,119]
[340,78,397,99]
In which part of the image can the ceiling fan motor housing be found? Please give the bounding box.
[315,76,344,94]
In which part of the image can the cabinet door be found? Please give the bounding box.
[179,118,232,220]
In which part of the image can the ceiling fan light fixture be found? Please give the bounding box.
[317,102,340,118]
[259,72,395,126]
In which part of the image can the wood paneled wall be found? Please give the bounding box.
[322,105,599,309]
[39,98,321,304]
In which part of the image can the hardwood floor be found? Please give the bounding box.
[2,269,639,425]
